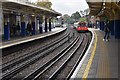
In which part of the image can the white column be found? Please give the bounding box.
[25,15,28,27]
[25,14,30,28]
[36,16,39,33]
[42,16,45,31]
[0,2,3,36]
[0,1,3,79]
[16,13,21,26]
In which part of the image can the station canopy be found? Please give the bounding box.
[86,0,118,17]
[87,2,103,16]
[1,0,61,17]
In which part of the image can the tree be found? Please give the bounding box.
[71,11,81,22]
[37,1,52,9]
[62,14,71,23]
[36,1,52,23]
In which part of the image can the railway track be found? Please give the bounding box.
[2,31,70,72]
[49,34,88,80]
[22,34,89,80]
[1,27,92,80]
[23,36,80,80]
[1,30,74,80]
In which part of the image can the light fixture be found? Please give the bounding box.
[32,14,35,17]
[103,2,105,6]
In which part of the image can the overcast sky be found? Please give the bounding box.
[30,0,89,16]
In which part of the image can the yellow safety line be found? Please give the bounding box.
[104,42,110,78]
[104,47,110,78]
[82,32,97,79]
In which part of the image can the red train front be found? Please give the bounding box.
[76,22,88,32]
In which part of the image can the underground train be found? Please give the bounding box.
[74,22,88,32]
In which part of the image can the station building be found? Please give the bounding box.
[0,0,61,40]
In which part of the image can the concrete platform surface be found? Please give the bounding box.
[0,27,66,49]
[71,28,119,79]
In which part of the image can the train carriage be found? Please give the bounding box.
[76,22,88,32]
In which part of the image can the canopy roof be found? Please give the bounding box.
[87,0,120,20]
[87,2,103,16]
[1,0,61,17]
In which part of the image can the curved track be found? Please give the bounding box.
[1,27,92,80]
[2,30,69,72]
[1,29,73,80]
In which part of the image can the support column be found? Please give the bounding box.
[39,22,43,33]
[53,18,56,28]
[45,17,48,32]
[114,20,120,39]
[98,21,100,29]
[49,18,51,31]
[31,15,36,35]
[0,1,2,76]
[0,2,3,38]
[101,21,105,31]
[99,17,105,31]
[99,21,102,30]
[36,16,39,34]
[114,7,120,39]
[21,15,26,36]
[100,21,104,31]
[39,16,43,33]
[32,22,35,35]
[4,15,10,40]
[16,13,21,35]
[110,20,115,35]
[16,14,21,26]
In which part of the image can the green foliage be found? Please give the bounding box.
[62,11,82,24]
[63,14,70,20]
[79,17,87,22]
[62,14,72,23]
[71,11,81,20]
[36,1,52,23]
[37,2,52,9]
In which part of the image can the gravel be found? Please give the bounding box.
[2,27,92,79]
[11,32,74,79]
[2,30,67,64]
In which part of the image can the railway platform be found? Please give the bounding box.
[72,28,119,79]
[1,27,66,49]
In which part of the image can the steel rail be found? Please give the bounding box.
[48,36,84,80]
[66,34,89,79]
[2,31,72,80]
[23,36,79,80]
[1,30,70,72]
